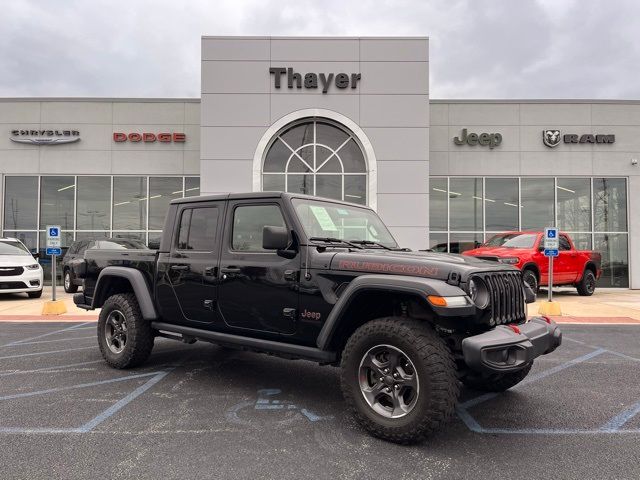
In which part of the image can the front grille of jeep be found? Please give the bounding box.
[0,266,24,276]
[478,271,526,324]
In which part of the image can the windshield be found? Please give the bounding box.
[484,233,538,249]
[292,198,398,248]
[0,240,31,255]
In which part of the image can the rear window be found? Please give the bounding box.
[177,207,219,251]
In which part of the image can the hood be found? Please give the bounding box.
[0,255,40,267]
[464,246,531,257]
[330,249,516,282]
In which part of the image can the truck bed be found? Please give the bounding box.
[82,249,158,302]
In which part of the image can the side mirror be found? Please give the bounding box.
[32,252,40,259]
[538,245,544,252]
[262,226,290,250]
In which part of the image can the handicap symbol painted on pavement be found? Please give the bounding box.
[226,388,332,426]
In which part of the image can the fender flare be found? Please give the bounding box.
[316,274,469,350]
[520,263,539,279]
[580,261,598,281]
[92,266,158,320]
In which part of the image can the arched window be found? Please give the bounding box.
[262,118,367,205]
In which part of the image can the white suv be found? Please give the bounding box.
[0,237,43,298]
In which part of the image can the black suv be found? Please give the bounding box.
[62,238,148,293]
[74,193,561,443]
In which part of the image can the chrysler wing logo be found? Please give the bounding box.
[0,268,14,271]
[10,129,80,146]
[542,129,561,148]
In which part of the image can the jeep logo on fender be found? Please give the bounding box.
[453,129,502,149]
[113,132,186,143]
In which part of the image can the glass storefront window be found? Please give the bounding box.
[113,176,147,230]
[429,178,447,231]
[344,176,367,205]
[557,178,591,232]
[6,231,38,253]
[112,231,146,241]
[4,176,38,230]
[521,178,554,230]
[485,178,519,231]
[149,177,183,230]
[75,231,109,241]
[77,176,110,230]
[430,176,629,288]
[595,234,629,288]
[567,232,592,251]
[40,176,75,230]
[449,178,482,231]
[2,175,200,283]
[262,118,367,203]
[428,232,448,252]
[449,232,483,254]
[185,177,200,197]
[594,178,627,232]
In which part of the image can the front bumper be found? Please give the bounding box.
[0,270,43,294]
[462,317,562,374]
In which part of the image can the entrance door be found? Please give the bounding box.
[217,201,299,334]
[156,203,222,326]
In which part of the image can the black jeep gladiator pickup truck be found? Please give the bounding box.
[74,192,562,443]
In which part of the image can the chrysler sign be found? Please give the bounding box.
[10,129,80,145]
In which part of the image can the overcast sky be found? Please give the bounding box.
[1,0,639,99]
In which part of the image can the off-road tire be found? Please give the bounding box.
[522,269,539,294]
[63,269,79,293]
[576,270,596,296]
[340,317,459,444]
[462,362,533,392]
[98,293,154,369]
[28,289,43,298]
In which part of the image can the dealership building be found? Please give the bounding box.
[0,36,637,289]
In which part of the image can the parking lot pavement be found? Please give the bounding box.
[0,322,638,480]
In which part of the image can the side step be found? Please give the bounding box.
[150,322,337,363]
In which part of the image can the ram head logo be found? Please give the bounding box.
[543,129,561,148]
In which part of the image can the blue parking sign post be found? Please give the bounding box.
[543,228,559,303]
[46,225,62,301]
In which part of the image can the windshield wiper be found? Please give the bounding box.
[309,237,364,249]
[348,239,393,250]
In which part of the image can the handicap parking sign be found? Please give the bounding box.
[544,227,559,250]
[46,225,62,249]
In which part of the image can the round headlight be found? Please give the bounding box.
[468,277,490,309]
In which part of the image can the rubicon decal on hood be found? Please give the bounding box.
[338,260,439,277]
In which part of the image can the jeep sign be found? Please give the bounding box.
[453,129,502,149]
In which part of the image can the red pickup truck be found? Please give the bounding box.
[463,231,602,296]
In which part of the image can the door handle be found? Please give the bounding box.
[170,264,190,271]
[204,266,217,276]
[221,267,241,274]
